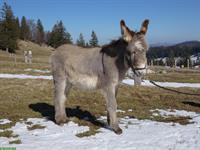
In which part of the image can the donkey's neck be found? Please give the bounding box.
[115,52,130,81]
[100,38,128,57]
[101,38,130,81]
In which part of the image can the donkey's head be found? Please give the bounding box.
[120,19,149,75]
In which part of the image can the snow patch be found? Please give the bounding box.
[0,119,11,125]
[24,68,50,73]
[0,110,200,150]
[0,73,200,88]
[116,109,125,113]
[151,109,198,118]
[0,74,52,80]
[123,79,200,88]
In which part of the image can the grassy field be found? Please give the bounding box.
[0,41,200,139]
[145,66,200,83]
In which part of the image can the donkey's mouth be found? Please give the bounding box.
[131,66,146,76]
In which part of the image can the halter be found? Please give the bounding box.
[125,54,146,76]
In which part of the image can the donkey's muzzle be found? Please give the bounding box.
[133,66,146,77]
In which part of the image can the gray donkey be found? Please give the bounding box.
[51,19,149,134]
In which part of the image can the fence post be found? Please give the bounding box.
[187,59,190,69]
[24,51,28,63]
[174,59,177,68]
[14,54,16,64]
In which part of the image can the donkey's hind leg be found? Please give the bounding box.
[54,78,69,125]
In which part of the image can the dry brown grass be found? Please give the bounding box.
[0,130,18,138]
[17,40,53,57]
[0,61,50,75]
[27,124,46,131]
[145,66,200,83]
[9,139,22,144]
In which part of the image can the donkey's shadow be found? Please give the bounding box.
[29,103,106,128]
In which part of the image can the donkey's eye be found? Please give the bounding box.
[132,51,136,54]
[127,51,131,55]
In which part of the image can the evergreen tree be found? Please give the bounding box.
[0,2,18,53]
[20,16,30,40]
[85,42,90,48]
[36,19,44,45]
[76,33,85,47]
[65,31,73,44]
[89,30,98,47]
[15,17,20,39]
[48,21,73,48]
[27,19,37,42]
[44,31,51,44]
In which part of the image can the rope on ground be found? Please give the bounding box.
[149,80,200,96]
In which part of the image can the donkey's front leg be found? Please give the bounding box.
[103,86,122,134]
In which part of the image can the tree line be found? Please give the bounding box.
[147,41,200,66]
[0,2,99,53]
[147,43,200,59]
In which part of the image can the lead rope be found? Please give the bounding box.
[148,80,200,96]
[127,58,200,96]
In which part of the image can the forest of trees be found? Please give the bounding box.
[147,41,200,66]
[0,2,99,52]
[147,42,200,59]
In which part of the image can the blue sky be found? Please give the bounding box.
[2,0,200,45]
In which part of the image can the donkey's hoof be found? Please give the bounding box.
[113,127,123,135]
[55,116,68,126]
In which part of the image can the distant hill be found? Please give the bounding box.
[150,42,174,47]
[0,40,54,63]
[147,41,200,59]
[174,41,200,48]
[17,40,53,57]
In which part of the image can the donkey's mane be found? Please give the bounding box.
[100,38,128,57]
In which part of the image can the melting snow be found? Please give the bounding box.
[116,109,126,113]
[0,110,200,150]
[0,74,200,88]
[151,109,198,118]
[0,119,11,125]
[24,68,50,73]
[0,74,52,80]
[123,79,200,88]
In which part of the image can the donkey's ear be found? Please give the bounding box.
[140,19,149,35]
[120,20,133,42]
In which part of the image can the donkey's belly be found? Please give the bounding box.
[70,75,98,90]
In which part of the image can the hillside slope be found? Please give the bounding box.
[148,41,200,59]
[17,40,53,57]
